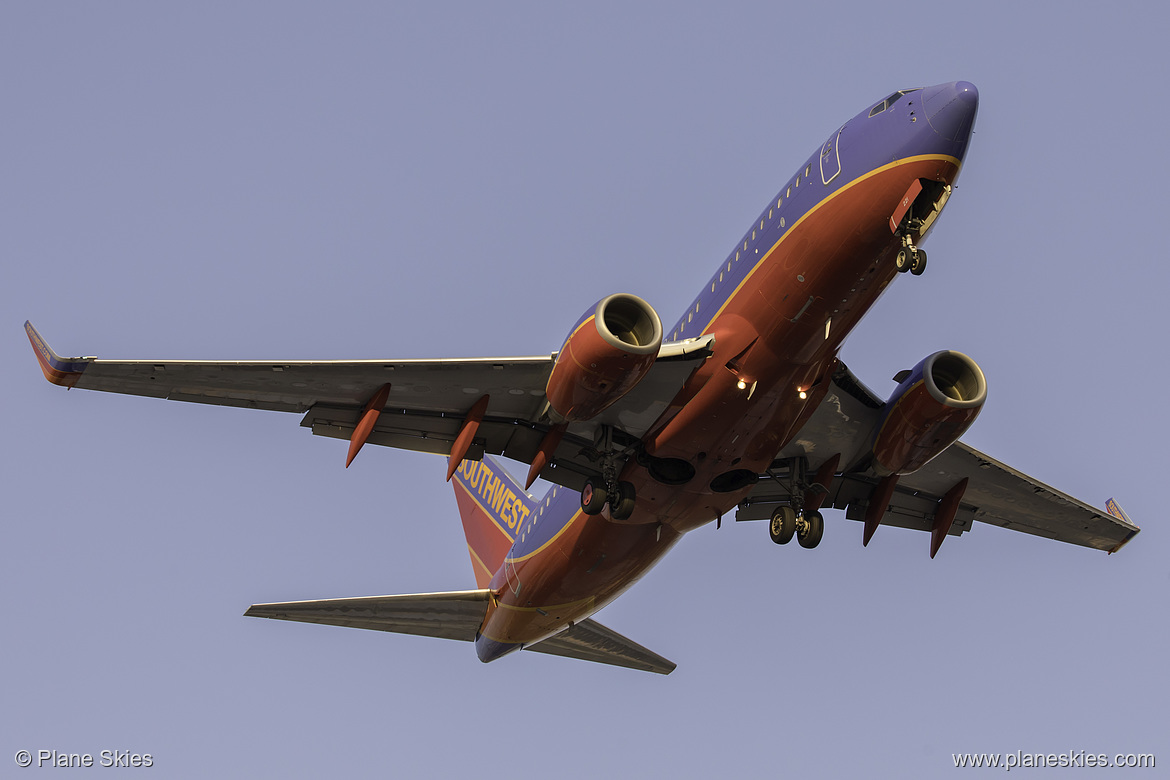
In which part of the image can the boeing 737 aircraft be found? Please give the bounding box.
[27,81,1138,674]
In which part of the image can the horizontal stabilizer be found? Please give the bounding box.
[245,589,675,674]
[244,590,490,641]
[526,618,676,675]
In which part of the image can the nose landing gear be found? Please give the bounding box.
[895,236,927,276]
[890,178,950,277]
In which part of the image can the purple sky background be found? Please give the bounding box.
[4,3,1167,777]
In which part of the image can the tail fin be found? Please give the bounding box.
[450,456,539,588]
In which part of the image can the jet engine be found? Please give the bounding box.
[871,350,986,476]
[545,293,663,422]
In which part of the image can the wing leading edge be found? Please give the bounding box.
[244,590,674,674]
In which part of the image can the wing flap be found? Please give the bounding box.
[244,590,491,641]
[891,442,1139,551]
[526,618,676,675]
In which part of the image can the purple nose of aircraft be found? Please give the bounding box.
[922,81,979,142]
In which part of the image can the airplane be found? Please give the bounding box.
[26,81,1139,675]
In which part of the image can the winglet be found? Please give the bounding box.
[1105,498,1140,554]
[25,321,90,388]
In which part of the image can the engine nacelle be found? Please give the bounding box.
[871,350,987,476]
[545,293,663,422]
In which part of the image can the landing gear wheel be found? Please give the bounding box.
[610,481,636,521]
[797,510,824,549]
[895,249,911,273]
[769,506,797,545]
[910,249,927,276]
[581,478,607,515]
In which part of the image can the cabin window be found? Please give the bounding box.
[795,175,800,187]
[777,197,783,208]
[719,271,723,283]
[768,208,773,219]
[786,187,791,198]
[759,219,765,230]
[711,282,716,292]
[751,230,756,240]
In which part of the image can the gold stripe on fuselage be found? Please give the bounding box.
[697,154,961,335]
[503,508,586,565]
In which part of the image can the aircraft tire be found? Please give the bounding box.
[797,510,824,549]
[581,478,607,515]
[769,506,797,544]
[895,249,911,273]
[911,249,927,276]
[610,481,636,521]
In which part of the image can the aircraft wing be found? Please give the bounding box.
[740,361,1139,554]
[245,590,675,673]
[819,442,1138,552]
[26,321,713,489]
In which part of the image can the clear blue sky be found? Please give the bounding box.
[4,3,1166,777]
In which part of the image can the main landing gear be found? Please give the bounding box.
[769,505,824,549]
[578,425,639,521]
[581,477,636,521]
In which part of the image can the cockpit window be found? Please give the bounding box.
[868,88,923,117]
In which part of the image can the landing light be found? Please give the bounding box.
[798,390,808,400]
[737,380,747,390]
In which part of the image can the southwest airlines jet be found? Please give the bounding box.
[27,82,1138,674]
